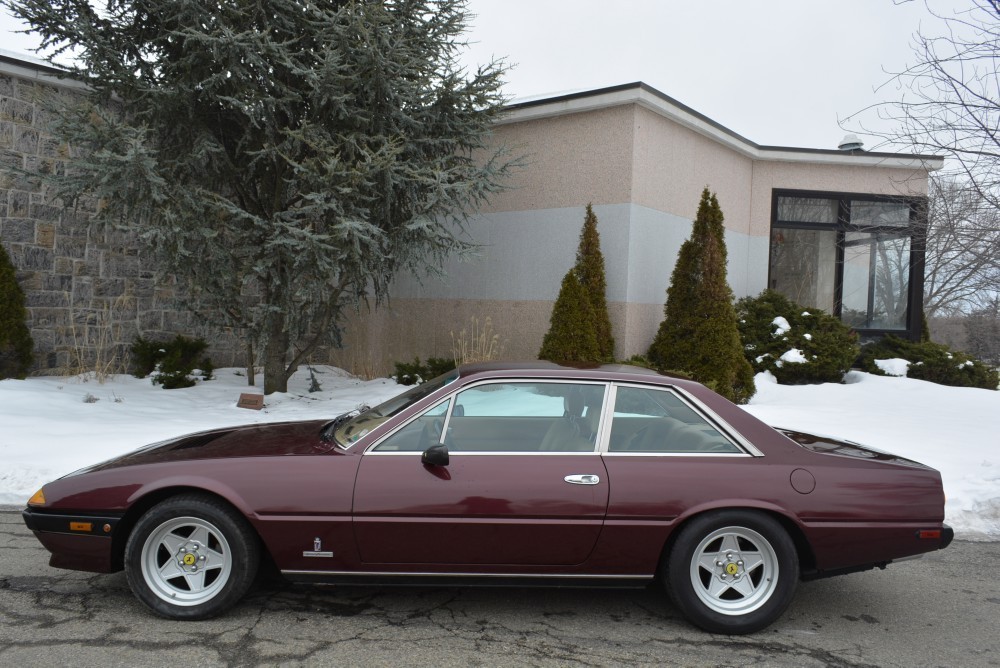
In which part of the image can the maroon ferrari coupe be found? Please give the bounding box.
[22,363,952,634]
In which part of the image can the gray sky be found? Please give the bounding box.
[0,0,965,150]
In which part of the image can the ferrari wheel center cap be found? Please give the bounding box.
[177,543,205,570]
[714,553,745,580]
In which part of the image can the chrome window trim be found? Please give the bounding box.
[363,378,610,456]
[365,450,604,457]
[602,451,751,458]
[600,382,763,457]
[363,395,454,455]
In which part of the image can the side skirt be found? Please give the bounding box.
[281,571,654,589]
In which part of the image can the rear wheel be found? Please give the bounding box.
[124,494,259,620]
[664,510,798,634]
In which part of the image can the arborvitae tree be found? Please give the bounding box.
[0,244,34,379]
[539,271,601,364]
[574,204,614,360]
[648,188,755,403]
[10,0,515,393]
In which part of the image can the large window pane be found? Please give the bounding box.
[608,386,739,454]
[850,201,910,228]
[768,228,837,313]
[449,382,606,452]
[777,197,838,224]
[841,232,910,330]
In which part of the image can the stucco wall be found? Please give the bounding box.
[483,105,636,212]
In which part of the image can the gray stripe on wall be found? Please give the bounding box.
[390,204,767,304]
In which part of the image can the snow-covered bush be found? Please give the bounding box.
[130,335,214,389]
[736,291,859,384]
[859,335,998,390]
[392,357,456,386]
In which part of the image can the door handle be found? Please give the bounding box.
[564,474,600,485]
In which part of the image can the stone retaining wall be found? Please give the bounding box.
[0,57,241,375]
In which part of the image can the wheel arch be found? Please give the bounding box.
[657,504,817,578]
[111,485,270,572]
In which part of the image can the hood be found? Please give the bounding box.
[80,419,337,474]
[777,428,932,469]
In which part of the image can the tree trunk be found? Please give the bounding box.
[246,341,255,386]
[263,323,291,394]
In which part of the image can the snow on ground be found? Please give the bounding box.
[1,366,997,539]
[0,366,401,506]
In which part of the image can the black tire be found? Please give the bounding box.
[124,494,260,620]
[663,510,798,634]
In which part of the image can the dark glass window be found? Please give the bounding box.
[768,191,924,338]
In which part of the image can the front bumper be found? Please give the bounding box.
[22,508,123,573]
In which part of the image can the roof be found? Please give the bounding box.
[500,82,944,171]
[0,52,943,172]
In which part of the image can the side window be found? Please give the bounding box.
[372,399,451,452]
[448,382,606,453]
[608,386,740,454]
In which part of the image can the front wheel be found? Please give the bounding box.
[124,494,259,620]
[664,511,798,634]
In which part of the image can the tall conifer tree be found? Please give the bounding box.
[648,188,755,403]
[539,271,600,364]
[9,0,515,393]
[574,204,614,360]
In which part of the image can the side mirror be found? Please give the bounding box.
[421,444,450,467]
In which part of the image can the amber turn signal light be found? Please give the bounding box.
[27,488,46,507]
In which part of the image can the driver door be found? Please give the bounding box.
[352,380,609,566]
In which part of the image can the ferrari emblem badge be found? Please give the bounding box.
[183,553,196,566]
[303,537,334,558]
[725,562,739,575]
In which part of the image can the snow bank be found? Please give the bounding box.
[0,366,401,506]
[746,371,1000,540]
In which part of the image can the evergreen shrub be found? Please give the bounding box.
[859,335,998,390]
[647,188,755,403]
[393,357,456,386]
[736,290,859,384]
[538,271,601,364]
[575,204,614,360]
[0,244,34,379]
[130,335,214,389]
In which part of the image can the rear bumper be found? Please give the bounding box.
[940,524,955,549]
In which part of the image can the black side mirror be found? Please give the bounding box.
[421,443,450,467]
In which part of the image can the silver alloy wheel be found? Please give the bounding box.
[140,515,233,606]
[689,525,779,616]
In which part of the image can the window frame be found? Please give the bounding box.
[598,383,761,457]
[768,188,927,341]
[363,379,611,456]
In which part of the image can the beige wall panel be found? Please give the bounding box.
[482,106,635,213]
[328,298,641,374]
[749,162,930,237]
[631,106,754,235]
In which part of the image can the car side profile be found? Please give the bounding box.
[22,363,953,634]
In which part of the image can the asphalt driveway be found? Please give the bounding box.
[1,507,997,667]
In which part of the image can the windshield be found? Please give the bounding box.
[332,368,459,448]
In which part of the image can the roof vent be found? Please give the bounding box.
[838,134,864,151]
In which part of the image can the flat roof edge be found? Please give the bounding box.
[0,51,87,92]
[500,81,944,170]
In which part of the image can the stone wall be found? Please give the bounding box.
[0,57,240,375]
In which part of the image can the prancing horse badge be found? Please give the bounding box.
[303,537,334,558]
